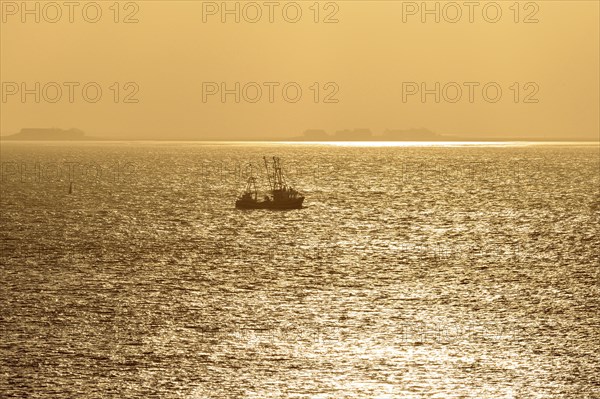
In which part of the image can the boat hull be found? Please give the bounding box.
[235,197,304,210]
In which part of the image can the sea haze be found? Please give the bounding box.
[1,142,599,398]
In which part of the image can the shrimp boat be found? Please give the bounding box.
[235,157,305,210]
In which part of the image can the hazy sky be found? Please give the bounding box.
[1,1,598,140]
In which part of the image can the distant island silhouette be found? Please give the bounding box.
[1,128,93,141]
[0,127,594,142]
[287,129,595,142]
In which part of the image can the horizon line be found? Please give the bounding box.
[1,139,598,145]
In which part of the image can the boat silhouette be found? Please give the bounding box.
[235,157,305,210]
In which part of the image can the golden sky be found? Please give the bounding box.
[1,0,598,140]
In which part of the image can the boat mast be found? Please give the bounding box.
[272,156,286,191]
[251,177,257,200]
[263,156,273,191]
